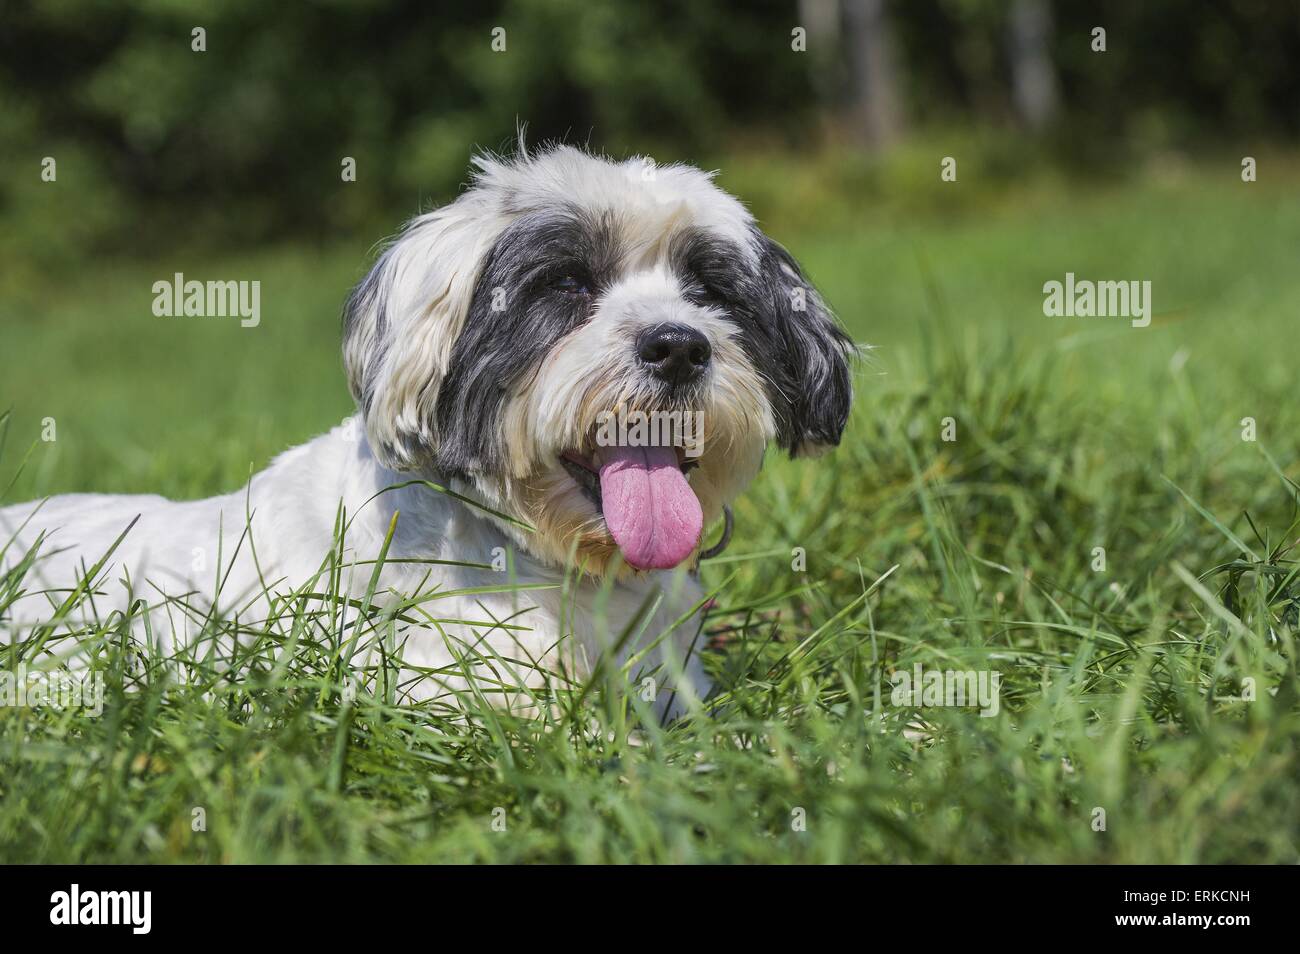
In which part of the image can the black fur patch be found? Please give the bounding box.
[433,208,623,476]
[672,227,854,454]
[343,207,852,476]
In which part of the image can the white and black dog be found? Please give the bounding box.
[1,145,854,718]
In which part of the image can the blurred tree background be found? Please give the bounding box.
[6,2,1300,867]
[1,0,1297,274]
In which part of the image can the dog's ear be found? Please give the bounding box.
[341,206,495,471]
[748,228,856,457]
[341,248,393,410]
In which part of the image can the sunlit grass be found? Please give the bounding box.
[2,157,1298,862]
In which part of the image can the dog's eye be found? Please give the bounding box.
[685,280,725,309]
[551,275,591,296]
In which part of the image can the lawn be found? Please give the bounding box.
[2,151,1298,862]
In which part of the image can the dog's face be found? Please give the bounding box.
[343,146,854,575]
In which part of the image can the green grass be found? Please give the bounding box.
[2,154,1299,863]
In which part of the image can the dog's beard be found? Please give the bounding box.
[518,418,764,577]
[482,341,771,577]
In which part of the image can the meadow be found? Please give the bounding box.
[2,150,1298,862]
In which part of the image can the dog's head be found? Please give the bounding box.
[343,145,855,575]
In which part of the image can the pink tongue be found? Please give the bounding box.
[598,444,703,570]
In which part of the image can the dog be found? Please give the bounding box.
[1,145,854,719]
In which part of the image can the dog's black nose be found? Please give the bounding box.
[636,324,711,387]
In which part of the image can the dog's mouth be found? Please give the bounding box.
[559,443,703,571]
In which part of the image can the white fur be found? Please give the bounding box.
[1,145,853,721]
[0,419,710,718]
[0,146,800,720]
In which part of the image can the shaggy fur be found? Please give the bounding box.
[1,145,855,719]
